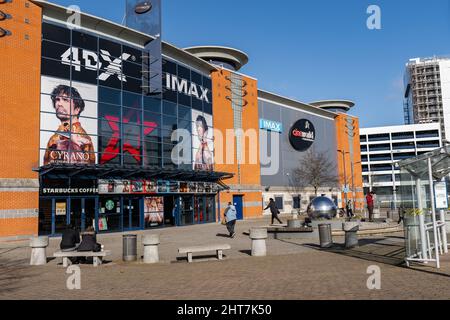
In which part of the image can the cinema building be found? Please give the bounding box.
[0,0,363,239]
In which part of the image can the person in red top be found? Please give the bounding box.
[366,191,374,222]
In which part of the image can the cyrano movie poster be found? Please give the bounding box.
[40,76,98,166]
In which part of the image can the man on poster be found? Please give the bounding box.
[44,85,96,165]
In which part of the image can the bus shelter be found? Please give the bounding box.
[397,145,450,269]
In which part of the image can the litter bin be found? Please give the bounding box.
[123,234,137,262]
[318,224,332,248]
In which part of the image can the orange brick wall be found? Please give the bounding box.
[0,0,41,237]
[335,114,364,211]
[212,69,262,219]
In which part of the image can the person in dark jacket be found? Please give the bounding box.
[60,223,80,252]
[78,226,101,252]
[264,198,283,225]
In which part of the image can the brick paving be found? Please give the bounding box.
[1,216,450,300]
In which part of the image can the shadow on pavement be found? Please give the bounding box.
[216,233,232,238]
[239,250,252,256]
[0,257,40,296]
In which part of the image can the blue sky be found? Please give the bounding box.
[50,0,450,128]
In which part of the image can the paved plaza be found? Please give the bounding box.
[1,215,450,300]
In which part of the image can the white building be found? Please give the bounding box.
[360,123,442,209]
[404,57,450,140]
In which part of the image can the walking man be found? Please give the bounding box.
[224,202,237,238]
[264,198,283,225]
[366,191,374,222]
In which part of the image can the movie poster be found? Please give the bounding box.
[40,76,98,166]
[144,197,164,227]
[191,110,214,171]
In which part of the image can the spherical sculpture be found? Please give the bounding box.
[307,196,337,220]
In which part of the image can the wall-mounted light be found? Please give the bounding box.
[135,1,152,14]
[0,27,10,37]
[0,10,10,20]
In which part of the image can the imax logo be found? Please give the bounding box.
[260,119,283,133]
[61,48,131,82]
[165,73,210,103]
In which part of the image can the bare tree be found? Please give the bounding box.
[292,148,339,196]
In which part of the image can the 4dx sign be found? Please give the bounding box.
[60,48,131,82]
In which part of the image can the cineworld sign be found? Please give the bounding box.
[165,73,210,103]
[60,48,131,82]
[289,119,315,151]
[259,119,283,133]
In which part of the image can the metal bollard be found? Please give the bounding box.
[30,236,49,266]
[142,234,160,264]
[318,224,332,248]
[250,228,268,257]
[123,234,137,262]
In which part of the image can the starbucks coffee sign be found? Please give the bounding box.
[289,119,315,151]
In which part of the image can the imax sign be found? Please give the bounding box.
[259,119,283,133]
[165,73,210,103]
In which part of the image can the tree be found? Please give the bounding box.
[292,148,339,196]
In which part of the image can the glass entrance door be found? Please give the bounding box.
[123,198,141,231]
[180,196,193,225]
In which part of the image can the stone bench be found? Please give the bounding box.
[178,244,231,263]
[53,250,111,267]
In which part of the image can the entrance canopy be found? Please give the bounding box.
[397,144,450,180]
[34,164,233,189]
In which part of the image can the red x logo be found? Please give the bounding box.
[100,108,157,164]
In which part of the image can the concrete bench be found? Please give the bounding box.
[178,244,231,263]
[53,250,111,267]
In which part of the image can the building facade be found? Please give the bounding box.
[404,57,450,140]
[0,0,362,238]
[360,123,442,208]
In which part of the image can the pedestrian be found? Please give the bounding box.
[224,202,237,238]
[172,200,180,226]
[346,200,354,219]
[366,191,374,222]
[264,198,283,225]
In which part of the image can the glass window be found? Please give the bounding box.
[275,196,284,210]
[163,101,177,116]
[144,112,161,128]
[99,104,121,122]
[42,40,70,61]
[178,105,191,122]
[177,65,191,82]
[144,97,161,113]
[122,107,142,124]
[162,59,177,74]
[72,30,98,51]
[293,196,301,209]
[123,77,142,94]
[122,45,143,65]
[99,86,121,105]
[123,92,142,110]
[123,61,142,79]
[162,115,178,132]
[41,57,71,80]
[42,22,70,44]
[99,38,122,59]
